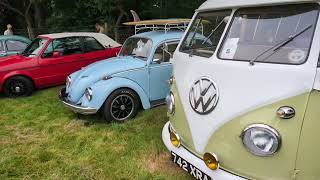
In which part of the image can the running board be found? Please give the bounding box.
[150,98,166,107]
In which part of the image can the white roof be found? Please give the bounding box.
[39,32,121,48]
[198,0,319,11]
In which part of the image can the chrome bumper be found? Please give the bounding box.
[59,88,97,115]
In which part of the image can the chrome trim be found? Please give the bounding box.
[189,76,219,115]
[277,106,295,119]
[166,92,175,114]
[167,76,174,85]
[203,152,220,170]
[85,87,93,101]
[241,124,281,157]
[59,88,97,115]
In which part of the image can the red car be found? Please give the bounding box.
[0,32,121,97]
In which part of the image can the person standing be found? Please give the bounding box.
[95,21,106,34]
[4,24,13,35]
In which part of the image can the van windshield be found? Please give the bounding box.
[180,10,232,58]
[219,4,319,65]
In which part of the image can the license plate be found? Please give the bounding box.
[171,151,212,180]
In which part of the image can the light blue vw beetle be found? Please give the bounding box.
[59,30,183,122]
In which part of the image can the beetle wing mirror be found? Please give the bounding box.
[153,58,161,64]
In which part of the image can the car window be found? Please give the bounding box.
[119,37,152,61]
[180,10,232,58]
[83,37,104,52]
[0,41,4,51]
[153,42,179,63]
[6,40,28,52]
[42,37,83,58]
[218,4,319,65]
[22,38,48,57]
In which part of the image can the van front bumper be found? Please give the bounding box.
[59,88,97,115]
[162,121,245,180]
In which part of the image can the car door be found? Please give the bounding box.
[5,39,29,56]
[82,36,115,65]
[149,41,179,103]
[37,37,85,86]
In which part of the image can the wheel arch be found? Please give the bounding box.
[1,72,37,92]
[86,77,151,111]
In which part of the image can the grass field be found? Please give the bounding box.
[0,87,191,180]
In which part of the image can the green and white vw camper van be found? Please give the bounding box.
[162,0,320,179]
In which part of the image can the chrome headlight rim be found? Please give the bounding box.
[85,87,93,101]
[241,124,281,157]
[166,92,175,115]
[66,76,71,87]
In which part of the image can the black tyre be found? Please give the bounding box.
[103,88,139,122]
[3,76,34,97]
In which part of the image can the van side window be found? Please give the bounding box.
[218,4,319,65]
[180,10,232,58]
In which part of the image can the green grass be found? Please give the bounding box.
[0,87,191,180]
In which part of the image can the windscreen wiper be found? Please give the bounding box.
[202,17,227,45]
[249,24,312,65]
[188,18,203,49]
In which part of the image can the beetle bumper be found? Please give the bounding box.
[59,88,97,115]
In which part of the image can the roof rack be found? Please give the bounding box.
[123,19,192,34]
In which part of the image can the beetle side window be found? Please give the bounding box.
[180,10,232,58]
[6,40,28,52]
[218,4,319,65]
[153,42,179,63]
[83,37,105,53]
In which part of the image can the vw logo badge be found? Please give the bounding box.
[189,77,219,115]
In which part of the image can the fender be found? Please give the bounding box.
[0,70,37,92]
[80,77,151,111]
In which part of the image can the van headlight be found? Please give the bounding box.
[85,88,93,101]
[166,92,175,114]
[241,124,281,157]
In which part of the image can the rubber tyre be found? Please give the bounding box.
[3,76,34,98]
[103,88,139,122]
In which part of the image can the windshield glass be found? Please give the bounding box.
[119,37,152,61]
[180,10,232,58]
[219,4,319,64]
[22,38,48,57]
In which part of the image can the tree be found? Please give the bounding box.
[0,0,35,38]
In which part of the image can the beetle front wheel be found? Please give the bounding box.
[103,88,139,122]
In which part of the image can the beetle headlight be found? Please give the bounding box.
[166,92,175,114]
[66,76,71,87]
[241,124,281,157]
[85,88,93,101]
